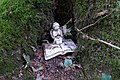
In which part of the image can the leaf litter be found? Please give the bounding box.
[30,46,83,80]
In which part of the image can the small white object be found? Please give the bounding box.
[43,22,77,60]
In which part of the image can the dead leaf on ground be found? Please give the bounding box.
[31,66,44,72]
[96,10,109,17]
[0,76,5,80]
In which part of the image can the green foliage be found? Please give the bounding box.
[0,0,53,53]
[74,0,120,79]
[0,0,35,51]
[0,0,54,79]
[22,53,31,69]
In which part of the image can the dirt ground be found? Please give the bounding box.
[31,47,83,80]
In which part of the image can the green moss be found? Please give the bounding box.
[0,0,53,53]
[0,0,54,79]
[75,0,120,79]
[0,57,16,74]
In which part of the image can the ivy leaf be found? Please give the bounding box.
[117,1,120,8]
[66,32,72,36]
[64,59,72,67]
[22,53,31,64]
[102,73,112,80]
[62,25,72,36]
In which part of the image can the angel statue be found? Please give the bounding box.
[50,22,63,45]
[43,21,77,60]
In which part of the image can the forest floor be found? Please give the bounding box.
[30,47,83,80]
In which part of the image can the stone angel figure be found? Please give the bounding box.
[43,22,77,60]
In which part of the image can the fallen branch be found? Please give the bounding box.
[98,39,120,50]
[79,9,115,31]
[75,27,120,50]
[65,18,72,25]
[79,15,108,31]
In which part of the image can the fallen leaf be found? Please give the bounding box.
[64,59,72,67]
[31,66,44,72]
[72,64,82,68]
[0,76,5,80]
[62,25,72,36]
[96,10,108,17]
[59,62,64,67]
[102,73,112,80]
[22,53,31,64]
[117,1,120,8]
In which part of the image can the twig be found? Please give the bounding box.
[79,15,108,31]
[98,39,120,50]
[79,9,115,31]
[30,45,37,52]
[42,40,50,44]
[75,27,120,50]
[75,9,120,50]
[64,18,72,25]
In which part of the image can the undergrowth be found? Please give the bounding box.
[0,0,53,79]
[74,0,120,80]
[0,0,119,79]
